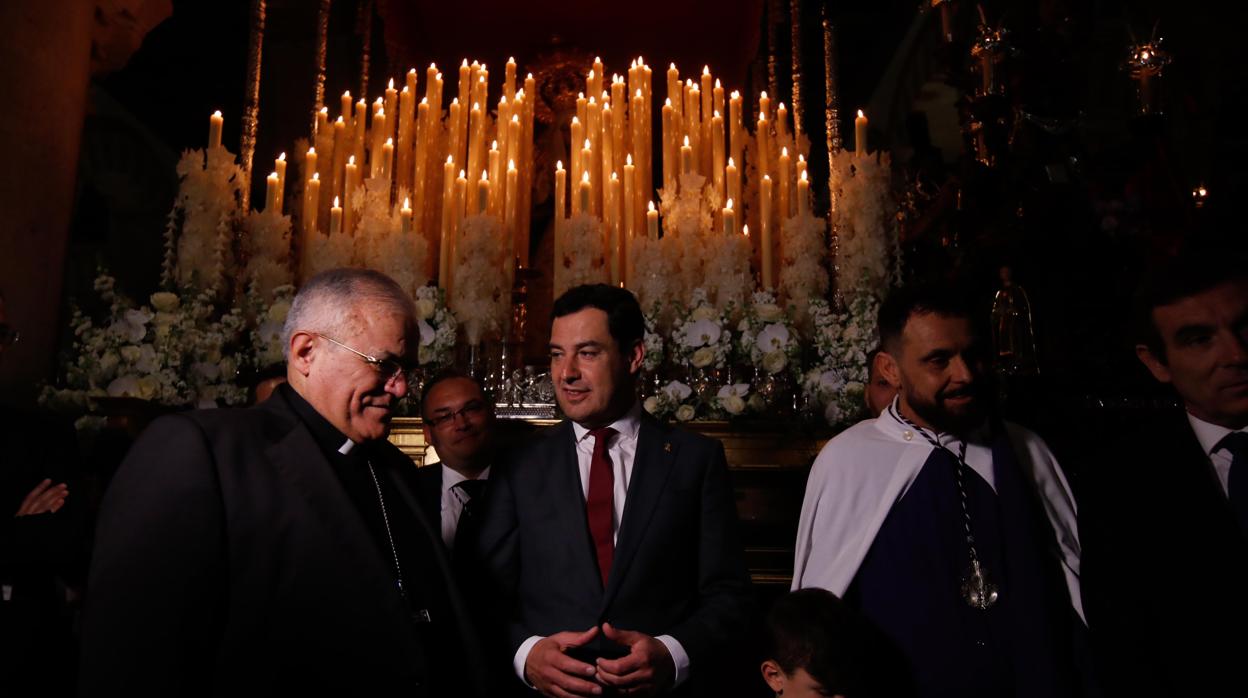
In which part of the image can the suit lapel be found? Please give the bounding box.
[602,416,675,608]
[547,421,605,595]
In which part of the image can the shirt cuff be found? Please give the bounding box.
[656,634,690,689]
[513,635,544,688]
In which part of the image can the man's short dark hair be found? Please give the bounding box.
[1133,247,1248,361]
[420,368,485,419]
[766,589,872,696]
[551,284,645,352]
[877,284,975,354]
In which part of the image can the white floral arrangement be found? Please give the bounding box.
[779,210,830,328]
[356,180,430,299]
[803,293,880,427]
[713,382,767,417]
[249,283,296,370]
[168,145,246,296]
[629,236,679,325]
[658,172,717,301]
[702,230,752,316]
[451,213,509,345]
[829,148,899,300]
[670,288,733,370]
[555,212,608,298]
[41,273,251,412]
[241,209,294,303]
[736,290,802,377]
[414,285,457,368]
[641,301,666,373]
[642,380,700,422]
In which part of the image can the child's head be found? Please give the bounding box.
[761,589,865,697]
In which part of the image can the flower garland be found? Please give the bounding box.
[241,209,294,303]
[171,145,246,295]
[779,210,830,328]
[629,236,680,327]
[356,179,429,298]
[703,231,752,316]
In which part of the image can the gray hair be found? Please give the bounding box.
[281,268,417,360]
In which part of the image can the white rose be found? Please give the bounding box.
[720,394,746,415]
[149,292,180,312]
[762,350,788,375]
[675,404,696,422]
[414,298,437,321]
[690,347,716,368]
[755,303,783,322]
[643,395,663,415]
[119,345,142,363]
[136,375,160,401]
[692,305,717,322]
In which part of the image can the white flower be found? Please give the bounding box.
[152,312,178,328]
[266,300,292,323]
[691,305,718,322]
[417,344,435,365]
[762,350,788,375]
[124,308,154,326]
[690,347,716,368]
[110,318,146,343]
[643,395,663,415]
[843,324,861,341]
[97,351,120,377]
[717,383,751,399]
[720,394,746,415]
[135,344,159,373]
[684,319,721,347]
[119,345,142,363]
[675,404,696,422]
[824,400,845,427]
[662,381,692,402]
[106,375,141,398]
[415,298,437,321]
[417,318,436,347]
[755,303,783,322]
[219,356,238,380]
[756,323,791,352]
[150,292,180,312]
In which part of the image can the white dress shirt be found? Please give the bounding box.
[1187,412,1247,497]
[439,464,490,549]
[513,402,691,690]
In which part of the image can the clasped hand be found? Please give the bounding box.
[525,622,674,697]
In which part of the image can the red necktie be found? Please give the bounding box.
[586,427,617,587]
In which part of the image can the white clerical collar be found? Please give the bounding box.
[338,439,356,455]
[572,401,643,444]
[441,464,491,495]
[1187,411,1248,457]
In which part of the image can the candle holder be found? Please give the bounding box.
[1123,36,1171,116]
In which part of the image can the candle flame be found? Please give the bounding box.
[714,110,721,118]
[527,72,534,80]
[1141,50,1150,60]
[447,156,453,165]
[429,63,436,70]
[451,98,459,105]
[213,110,222,118]
[763,174,772,181]
[611,172,619,181]
[726,198,734,209]
[278,152,286,161]
[761,91,768,99]
[420,97,428,105]
[743,224,749,237]
[728,157,735,167]
[388,78,395,89]
[636,89,643,98]
[462,59,468,67]
[343,90,351,98]
[670,63,676,70]
[512,114,519,123]
[858,109,865,118]
[627,154,633,165]
[703,65,710,75]
[779,102,786,110]
[556,160,564,170]
[336,116,344,124]
[588,96,596,105]
[491,140,498,149]
[459,169,466,178]
[436,73,442,80]
[649,201,656,212]
[372,97,380,106]
[473,102,480,110]
[585,139,592,149]
[480,170,488,181]
[404,197,411,207]
[715,78,722,89]
[799,154,805,162]
[665,98,672,107]
[385,137,393,146]
[320,107,328,114]
[595,56,602,64]
[582,171,591,183]
[508,56,516,64]
[782,147,789,156]
[684,135,690,146]
[509,159,516,170]
[269,171,278,179]
[572,116,580,124]
[800,170,808,181]
[588,69,595,79]
[638,56,645,65]
[578,92,585,99]
[731,90,740,99]
[408,68,417,76]
[312,172,319,180]
[348,155,355,165]
[333,196,340,207]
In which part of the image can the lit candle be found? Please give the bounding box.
[777,102,788,142]
[609,172,622,285]
[796,170,809,216]
[711,111,725,202]
[570,116,584,197]
[369,108,387,177]
[274,152,287,212]
[343,155,359,234]
[757,114,770,177]
[661,99,675,187]
[623,156,635,286]
[477,171,490,215]
[304,147,317,184]
[759,91,771,121]
[439,156,455,288]
[380,138,394,183]
[729,90,743,173]
[340,91,353,126]
[304,173,320,234]
[265,171,280,213]
[855,109,868,158]
[385,78,398,133]
[208,110,223,149]
[488,141,501,216]
[401,196,413,234]
[778,146,791,220]
[647,200,659,240]
[760,175,774,289]
[452,170,466,287]
[330,195,342,235]
[505,160,519,260]
[316,107,329,139]
[581,139,594,209]
[726,157,740,219]
[505,56,517,102]
[353,99,367,165]
[713,78,725,126]
[554,160,566,236]
[579,171,592,216]
[681,135,692,176]
[723,197,736,238]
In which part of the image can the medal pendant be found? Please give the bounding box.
[961,560,999,610]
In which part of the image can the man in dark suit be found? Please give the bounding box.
[79,268,489,696]
[413,370,495,565]
[475,283,753,697]
[1080,249,1248,697]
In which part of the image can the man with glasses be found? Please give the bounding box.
[413,370,495,565]
[80,269,489,696]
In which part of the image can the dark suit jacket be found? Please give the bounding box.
[475,414,753,695]
[79,394,490,696]
[1080,410,1248,697]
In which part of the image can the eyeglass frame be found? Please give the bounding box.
[313,332,412,385]
[424,400,487,429]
